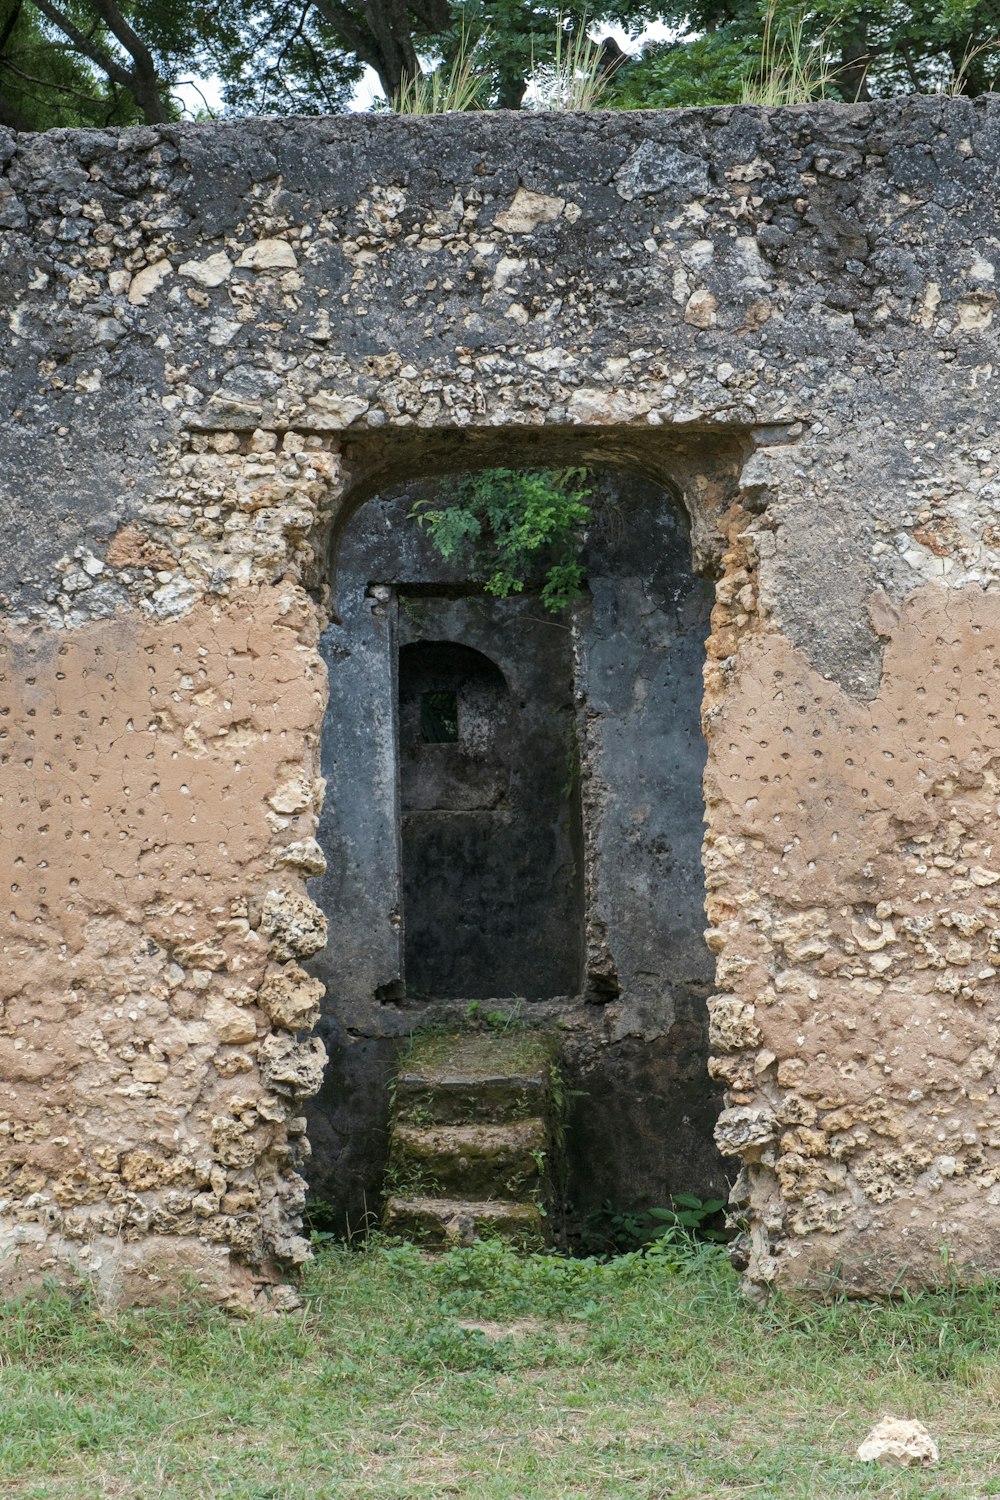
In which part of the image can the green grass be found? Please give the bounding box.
[1,1240,998,1498]
[400,1024,556,1078]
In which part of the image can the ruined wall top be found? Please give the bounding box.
[2,100,998,651]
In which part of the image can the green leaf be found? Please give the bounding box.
[414,467,591,612]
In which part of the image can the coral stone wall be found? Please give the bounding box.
[0,590,328,1307]
[0,97,998,1300]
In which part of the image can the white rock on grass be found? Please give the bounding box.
[857,1418,939,1468]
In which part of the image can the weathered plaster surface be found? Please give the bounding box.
[707,586,1000,1290]
[1,97,998,1297]
[0,588,328,1305]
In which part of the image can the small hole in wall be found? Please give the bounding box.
[420,690,459,743]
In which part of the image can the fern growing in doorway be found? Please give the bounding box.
[410,467,592,612]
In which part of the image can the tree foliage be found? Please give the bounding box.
[0,0,131,128]
[3,0,998,137]
[607,0,1000,110]
[606,27,749,108]
[0,0,240,126]
[0,0,645,128]
[411,468,592,613]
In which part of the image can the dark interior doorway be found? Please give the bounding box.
[305,465,728,1237]
[398,613,583,1001]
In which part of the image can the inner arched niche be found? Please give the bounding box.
[304,433,747,1241]
[397,635,583,1001]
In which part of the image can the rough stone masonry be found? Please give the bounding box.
[0,95,998,1305]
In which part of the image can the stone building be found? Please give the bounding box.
[0,97,998,1305]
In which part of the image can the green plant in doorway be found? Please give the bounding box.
[302,1198,340,1247]
[410,467,592,612]
[580,1192,730,1256]
[647,1192,730,1243]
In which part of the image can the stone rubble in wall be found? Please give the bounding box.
[892,464,1000,590]
[699,424,1000,1286]
[139,430,343,602]
[0,875,331,1273]
[21,432,344,630]
[7,118,995,632]
[702,522,1000,1285]
[708,885,1000,1279]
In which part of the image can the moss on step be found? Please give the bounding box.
[383,1195,546,1250]
[394,1072,547,1126]
[400,1028,557,1080]
[383,1028,562,1247]
[390,1120,547,1198]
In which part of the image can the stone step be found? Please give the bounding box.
[383,1029,560,1249]
[394,1069,548,1126]
[389,1118,548,1198]
[394,1029,555,1125]
[384,1194,546,1249]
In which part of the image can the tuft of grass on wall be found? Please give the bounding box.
[390,24,490,113]
[527,20,613,112]
[741,2,843,106]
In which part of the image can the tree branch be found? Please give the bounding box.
[27,0,168,121]
[87,0,169,120]
[1,55,106,102]
[28,0,131,87]
[310,0,420,98]
[897,38,923,95]
[308,0,379,71]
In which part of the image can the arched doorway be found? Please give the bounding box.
[398,638,582,1000]
[305,461,729,1238]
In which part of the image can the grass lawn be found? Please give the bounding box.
[1,1239,997,1499]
